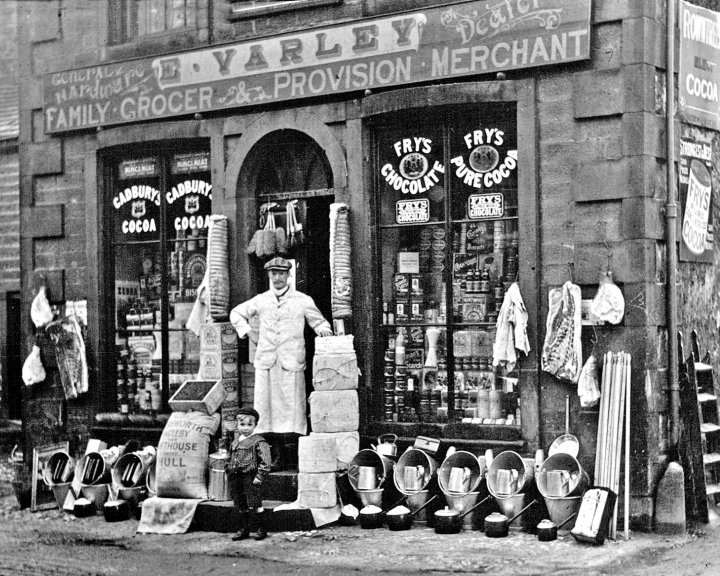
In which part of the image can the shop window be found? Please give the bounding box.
[375,104,520,427]
[109,0,204,44]
[108,148,211,415]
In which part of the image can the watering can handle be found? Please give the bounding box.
[388,494,407,511]
[458,495,493,519]
[556,512,577,530]
[410,494,438,517]
[378,434,398,444]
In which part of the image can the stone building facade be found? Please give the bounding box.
[14,0,720,531]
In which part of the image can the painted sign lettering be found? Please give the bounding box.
[451,128,517,189]
[680,1,720,130]
[396,199,431,224]
[44,0,590,133]
[468,193,504,219]
[679,126,715,262]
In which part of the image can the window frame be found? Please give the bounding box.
[100,140,212,415]
[360,80,540,445]
[108,0,206,46]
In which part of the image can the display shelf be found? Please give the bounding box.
[111,239,162,247]
[366,420,524,445]
[382,322,497,328]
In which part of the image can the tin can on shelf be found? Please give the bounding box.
[393,273,410,297]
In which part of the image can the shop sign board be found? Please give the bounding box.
[468,193,504,219]
[119,157,159,180]
[396,198,430,224]
[679,0,720,130]
[171,151,210,174]
[678,125,715,262]
[43,0,591,133]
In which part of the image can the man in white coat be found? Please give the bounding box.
[230,257,332,468]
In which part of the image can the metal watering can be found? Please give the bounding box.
[373,434,398,458]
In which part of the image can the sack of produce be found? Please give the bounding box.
[155,411,221,499]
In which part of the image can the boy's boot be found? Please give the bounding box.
[253,509,267,541]
[231,511,250,541]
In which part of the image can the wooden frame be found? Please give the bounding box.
[31,441,69,512]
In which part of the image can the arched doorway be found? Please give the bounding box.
[236,129,335,445]
[238,129,334,318]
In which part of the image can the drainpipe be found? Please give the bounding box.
[666,0,680,451]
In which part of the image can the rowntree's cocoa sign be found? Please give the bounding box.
[44,0,590,134]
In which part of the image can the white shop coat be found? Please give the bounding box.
[230,288,331,372]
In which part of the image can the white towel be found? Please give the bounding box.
[492,283,530,372]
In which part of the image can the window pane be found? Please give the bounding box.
[449,104,518,221]
[377,127,445,226]
[167,153,212,303]
[110,149,211,415]
[112,158,161,243]
[376,105,522,427]
[171,0,187,28]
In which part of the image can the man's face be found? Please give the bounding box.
[269,269,289,290]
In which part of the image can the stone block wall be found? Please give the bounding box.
[535,2,670,530]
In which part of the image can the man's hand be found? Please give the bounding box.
[253,477,262,485]
[317,328,333,337]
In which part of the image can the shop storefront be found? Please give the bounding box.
[19,0,693,529]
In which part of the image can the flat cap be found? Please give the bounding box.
[264,257,291,271]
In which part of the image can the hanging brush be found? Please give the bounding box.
[290,200,304,245]
[287,201,297,248]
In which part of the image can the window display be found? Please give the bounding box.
[111,150,211,415]
[375,105,520,426]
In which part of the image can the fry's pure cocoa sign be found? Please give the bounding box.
[44,0,590,134]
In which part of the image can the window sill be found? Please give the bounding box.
[228,0,342,20]
[366,420,524,446]
[94,412,170,428]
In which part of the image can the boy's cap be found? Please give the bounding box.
[264,257,291,271]
[236,407,260,422]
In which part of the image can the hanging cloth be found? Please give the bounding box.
[492,282,530,373]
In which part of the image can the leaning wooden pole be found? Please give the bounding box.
[624,353,631,540]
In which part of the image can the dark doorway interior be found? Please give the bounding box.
[301,196,333,400]
[5,291,22,420]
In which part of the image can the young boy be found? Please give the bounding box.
[227,407,272,541]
